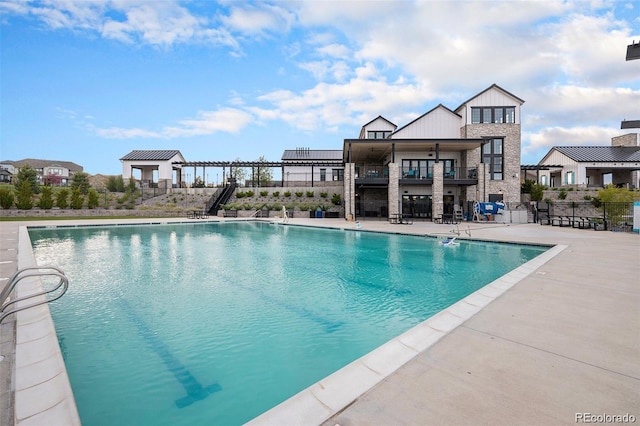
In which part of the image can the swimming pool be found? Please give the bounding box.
[29,221,548,425]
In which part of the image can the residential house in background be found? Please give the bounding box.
[0,158,83,186]
[343,84,525,221]
[532,133,640,189]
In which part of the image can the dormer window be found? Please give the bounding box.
[367,130,391,139]
[471,107,515,124]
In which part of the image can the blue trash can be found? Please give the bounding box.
[316,210,323,218]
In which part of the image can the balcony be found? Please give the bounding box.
[400,167,478,185]
[355,165,389,185]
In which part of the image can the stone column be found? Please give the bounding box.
[432,162,444,219]
[388,163,399,217]
[343,163,355,221]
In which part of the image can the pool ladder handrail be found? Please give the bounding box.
[0,266,69,324]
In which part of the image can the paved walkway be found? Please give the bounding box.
[319,221,640,425]
[0,218,638,426]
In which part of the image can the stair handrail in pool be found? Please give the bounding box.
[0,266,69,324]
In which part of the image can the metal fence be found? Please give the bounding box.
[536,201,635,232]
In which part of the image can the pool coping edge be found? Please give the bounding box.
[245,243,567,425]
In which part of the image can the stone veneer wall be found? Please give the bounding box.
[343,163,355,221]
[462,123,522,204]
[432,162,444,218]
[388,163,400,217]
[612,133,639,147]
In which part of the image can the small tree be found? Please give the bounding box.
[14,164,40,194]
[530,183,544,202]
[230,158,247,186]
[107,175,125,192]
[71,171,91,195]
[254,155,273,187]
[37,186,55,209]
[597,185,635,203]
[56,189,69,209]
[15,181,34,210]
[127,178,137,193]
[70,189,84,209]
[87,188,100,209]
[0,188,15,209]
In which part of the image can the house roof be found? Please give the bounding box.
[7,158,83,172]
[120,150,183,161]
[281,149,343,161]
[360,115,397,130]
[391,104,460,136]
[550,146,640,163]
[454,83,525,112]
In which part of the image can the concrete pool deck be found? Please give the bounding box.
[0,217,638,425]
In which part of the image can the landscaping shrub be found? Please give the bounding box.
[0,188,15,209]
[38,186,54,209]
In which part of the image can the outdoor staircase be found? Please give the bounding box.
[206,180,237,215]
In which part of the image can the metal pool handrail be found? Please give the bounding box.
[0,266,69,324]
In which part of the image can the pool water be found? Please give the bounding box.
[29,222,547,425]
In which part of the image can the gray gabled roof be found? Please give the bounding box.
[8,158,83,171]
[552,146,640,162]
[281,149,343,161]
[454,83,525,112]
[120,150,183,161]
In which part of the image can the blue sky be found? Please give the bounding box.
[1,0,639,178]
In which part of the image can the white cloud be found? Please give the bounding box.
[96,127,162,139]
[221,3,295,37]
[93,107,253,139]
[524,125,621,155]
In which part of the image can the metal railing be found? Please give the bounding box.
[401,166,478,180]
[0,266,69,324]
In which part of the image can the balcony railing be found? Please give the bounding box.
[401,167,478,180]
[355,165,389,179]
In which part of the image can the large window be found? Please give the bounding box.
[332,169,344,181]
[471,107,515,124]
[367,130,391,139]
[320,168,326,182]
[482,138,503,180]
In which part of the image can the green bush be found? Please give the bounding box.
[331,193,342,205]
[295,191,303,197]
[558,189,567,200]
[260,190,269,197]
[38,186,54,209]
[56,189,69,209]
[306,191,314,197]
[320,192,328,198]
[15,181,34,210]
[284,191,291,197]
[0,188,15,209]
[529,183,544,201]
[87,188,100,209]
[272,191,280,197]
[246,190,254,197]
[70,189,85,209]
[236,191,246,198]
[583,195,592,200]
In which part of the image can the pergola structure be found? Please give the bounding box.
[173,160,344,187]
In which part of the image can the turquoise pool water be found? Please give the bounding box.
[29,222,547,425]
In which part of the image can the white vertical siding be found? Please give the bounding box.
[363,117,396,138]
[392,106,461,139]
[463,88,522,124]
